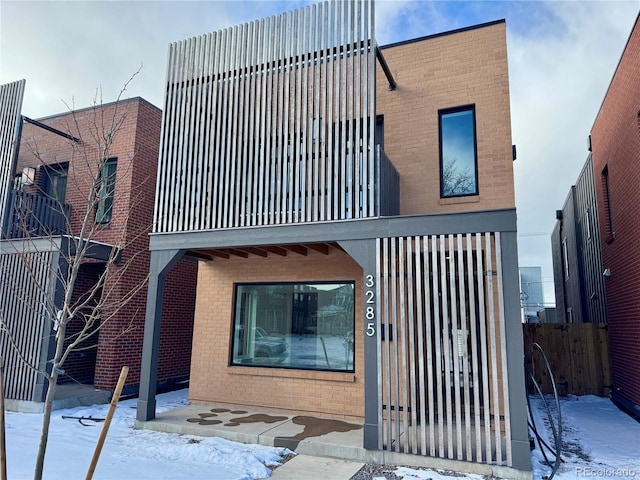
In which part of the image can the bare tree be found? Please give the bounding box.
[0,71,152,480]
[442,157,475,197]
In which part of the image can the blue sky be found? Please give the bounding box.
[1,0,638,303]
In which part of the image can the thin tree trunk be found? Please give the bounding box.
[32,368,59,480]
[33,323,66,480]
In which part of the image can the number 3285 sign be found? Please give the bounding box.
[365,274,375,337]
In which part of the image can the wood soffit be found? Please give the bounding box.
[186,242,340,261]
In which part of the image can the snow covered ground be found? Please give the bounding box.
[395,394,640,480]
[4,390,639,479]
[5,389,291,479]
[528,394,640,480]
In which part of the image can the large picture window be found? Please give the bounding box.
[439,105,478,198]
[231,282,355,372]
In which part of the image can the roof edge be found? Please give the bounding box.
[33,96,160,122]
[380,18,506,50]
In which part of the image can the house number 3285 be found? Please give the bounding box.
[365,274,376,337]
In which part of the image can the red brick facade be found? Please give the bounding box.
[17,98,197,392]
[591,16,640,409]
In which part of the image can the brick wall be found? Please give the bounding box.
[190,248,364,420]
[590,18,640,408]
[377,21,515,215]
[16,98,198,392]
[158,256,198,384]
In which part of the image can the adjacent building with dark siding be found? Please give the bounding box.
[551,154,607,325]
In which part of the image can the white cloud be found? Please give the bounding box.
[509,1,639,302]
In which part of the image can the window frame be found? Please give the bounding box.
[230,280,356,373]
[41,162,69,203]
[438,104,479,198]
[95,157,117,224]
[601,165,614,241]
[562,237,569,279]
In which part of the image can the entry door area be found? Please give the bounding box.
[376,233,513,467]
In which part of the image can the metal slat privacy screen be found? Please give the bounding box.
[0,80,26,237]
[376,233,513,466]
[0,250,55,401]
[154,0,376,233]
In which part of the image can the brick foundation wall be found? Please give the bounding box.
[591,18,640,408]
[190,247,364,420]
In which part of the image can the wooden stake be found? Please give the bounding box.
[0,357,7,480]
[85,366,129,480]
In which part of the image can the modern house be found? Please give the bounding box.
[551,154,607,325]
[0,87,197,411]
[136,1,529,474]
[589,14,640,417]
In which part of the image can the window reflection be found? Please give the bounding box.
[232,282,355,372]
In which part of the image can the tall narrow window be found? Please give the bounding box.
[42,162,69,203]
[601,165,614,238]
[439,105,478,198]
[584,207,591,240]
[562,238,569,278]
[96,158,117,224]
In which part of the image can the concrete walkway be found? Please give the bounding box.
[268,455,364,480]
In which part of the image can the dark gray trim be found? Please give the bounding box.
[23,116,80,144]
[149,209,517,252]
[136,249,184,421]
[500,231,531,471]
[379,19,505,51]
[338,239,379,450]
[376,49,396,91]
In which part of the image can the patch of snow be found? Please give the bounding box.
[5,389,292,480]
[395,395,640,480]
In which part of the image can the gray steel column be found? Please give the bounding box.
[136,249,184,421]
[500,231,531,471]
[338,238,378,450]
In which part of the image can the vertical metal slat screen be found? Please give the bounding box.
[154,0,376,233]
[0,79,26,238]
[0,250,55,401]
[377,234,513,466]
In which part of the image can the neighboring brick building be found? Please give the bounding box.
[136,2,529,475]
[0,95,197,409]
[590,14,640,415]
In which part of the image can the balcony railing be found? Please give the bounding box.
[377,146,400,217]
[2,189,71,239]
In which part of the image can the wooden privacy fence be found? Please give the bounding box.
[523,323,610,397]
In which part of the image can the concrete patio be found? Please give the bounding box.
[134,403,531,480]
